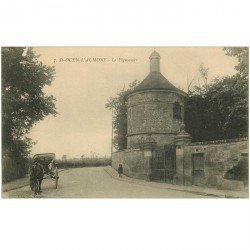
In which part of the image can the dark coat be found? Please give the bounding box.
[30,162,44,181]
[118,165,123,174]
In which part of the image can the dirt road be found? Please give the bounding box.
[2,167,208,198]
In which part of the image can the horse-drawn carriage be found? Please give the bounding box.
[30,153,59,195]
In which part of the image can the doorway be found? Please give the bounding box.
[192,153,205,186]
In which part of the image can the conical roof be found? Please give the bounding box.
[135,71,178,91]
[126,71,187,97]
[125,51,187,98]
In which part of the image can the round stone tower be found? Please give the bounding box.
[126,50,187,149]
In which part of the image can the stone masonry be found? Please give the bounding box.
[127,90,185,148]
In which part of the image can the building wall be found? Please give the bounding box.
[178,138,248,190]
[112,149,146,179]
[127,90,184,148]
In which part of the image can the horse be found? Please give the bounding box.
[30,162,44,196]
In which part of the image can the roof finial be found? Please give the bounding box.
[149,49,160,72]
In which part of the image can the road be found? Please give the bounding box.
[2,167,208,198]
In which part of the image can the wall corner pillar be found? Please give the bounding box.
[141,134,156,181]
[174,123,192,185]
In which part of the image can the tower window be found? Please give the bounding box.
[173,102,182,120]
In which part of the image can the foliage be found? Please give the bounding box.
[224,155,248,186]
[224,47,249,80]
[185,76,248,141]
[105,80,140,150]
[57,157,111,168]
[185,48,248,142]
[2,47,57,182]
[199,63,209,85]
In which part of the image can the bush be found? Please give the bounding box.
[2,154,30,183]
[224,154,248,186]
[56,157,111,169]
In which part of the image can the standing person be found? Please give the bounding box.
[118,164,123,178]
[48,159,56,179]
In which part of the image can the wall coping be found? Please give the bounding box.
[113,148,144,154]
[127,100,184,108]
[113,138,248,152]
[127,132,177,137]
[186,137,248,146]
[126,89,187,100]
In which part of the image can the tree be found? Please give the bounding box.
[2,47,57,182]
[223,47,249,80]
[185,48,248,142]
[199,63,209,84]
[106,80,140,150]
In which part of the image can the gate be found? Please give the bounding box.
[192,153,205,186]
[151,144,176,183]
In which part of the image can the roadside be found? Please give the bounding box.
[2,175,30,192]
[2,169,65,193]
[104,166,249,198]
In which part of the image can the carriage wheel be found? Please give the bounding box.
[55,167,59,189]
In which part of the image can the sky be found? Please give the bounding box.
[28,47,238,159]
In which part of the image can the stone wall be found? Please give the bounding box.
[127,90,184,148]
[112,149,146,179]
[177,138,248,190]
[127,133,176,149]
